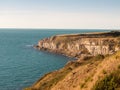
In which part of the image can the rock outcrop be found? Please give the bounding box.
[36,31,120,58]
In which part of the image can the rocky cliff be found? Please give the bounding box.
[36,31,120,58]
[25,31,120,90]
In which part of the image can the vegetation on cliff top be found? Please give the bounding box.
[52,31,120,44]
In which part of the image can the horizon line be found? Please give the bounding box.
[0,28,119,30]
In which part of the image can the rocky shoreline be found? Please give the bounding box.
[34,45,79,59]
[34,31,120,59]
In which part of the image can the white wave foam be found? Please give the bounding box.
[25,44,33,47]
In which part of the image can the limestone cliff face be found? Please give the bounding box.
[37,31,120,57]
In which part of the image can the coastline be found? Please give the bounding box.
[34,45,79,60]
[34,31,120,59]
[25,31,120,90]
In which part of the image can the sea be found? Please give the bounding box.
[0,29,109,90]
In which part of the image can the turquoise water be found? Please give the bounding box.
[0,29,108,90]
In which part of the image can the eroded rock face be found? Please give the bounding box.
[80,38,118,55]
[36,32,120,57]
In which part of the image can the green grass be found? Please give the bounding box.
[92,70,120,90]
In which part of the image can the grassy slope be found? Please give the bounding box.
[25,51,120,90]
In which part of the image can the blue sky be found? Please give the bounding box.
[0,0,120,29]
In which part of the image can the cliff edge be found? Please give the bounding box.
[25,31,120,90]
[36,31,120,58]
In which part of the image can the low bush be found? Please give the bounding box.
[92,70,120,90]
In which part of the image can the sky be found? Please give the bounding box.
[0,0,120,29]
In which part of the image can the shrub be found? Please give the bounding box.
[102,70,107,74]
[92,54,105,61]
[92,70,120,90]
[80,83,85,88]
